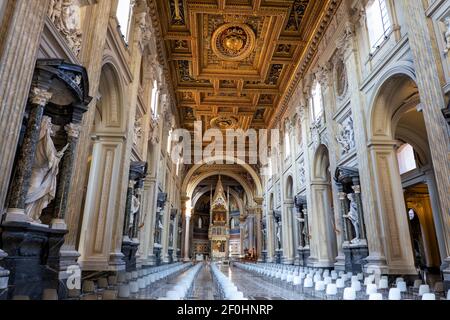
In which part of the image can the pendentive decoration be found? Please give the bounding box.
[211,23,256,62]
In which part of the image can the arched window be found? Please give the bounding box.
[198,217,202,229]
[397,143,417,175]
[311,81,323,122]
[284,129,291,158]
[366,0,392,52]
[150,80,159,116]
[116,0,133,43]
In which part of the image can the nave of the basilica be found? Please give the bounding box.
[0,0,450,301]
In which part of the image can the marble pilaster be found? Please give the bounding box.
[401,0,450,285]
[0,0,50,214]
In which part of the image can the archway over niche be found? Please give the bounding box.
[368,69,445,275]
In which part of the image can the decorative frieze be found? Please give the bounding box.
[336,115,355,156]
[48,0,83,56]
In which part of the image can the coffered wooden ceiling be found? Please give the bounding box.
[153,0,337,131]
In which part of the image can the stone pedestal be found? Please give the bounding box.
[262,251,267,263]
[0,221,67,300]
[121,240,139,272]
[343,241,369,273]
[275,250,282,264]
[298,247,310,267]
[0,250,9,300]
[153,246,162,266]
[168,249,174,264]
[442,258,450,292]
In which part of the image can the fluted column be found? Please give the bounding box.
[0,0,50,213]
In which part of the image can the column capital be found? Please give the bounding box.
[29,87,52,106]
[352,185,361,194]
[338,192,347,200]
[65,123,82,139]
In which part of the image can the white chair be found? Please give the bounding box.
[313,274,322,283]
[293,276,302,287]
[357,273,364,281]
[324,277,332,285]
[315,281,326,292]
[422,293,436,300]
[366,284,378,295]
[418,285,430,296]
[343,287,356,300]
[336,278,345,289]
[447,290,450,300]
[326,284,338,297]
[397,281,407,293]
[351,281,362,292]
[378,279,389,290]
[395,277,404,285]
[304,277,314,288]
[369,293,383,300]
[388,288,401,300]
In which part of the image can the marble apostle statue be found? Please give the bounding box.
[25,116,68,223]
[343,193,360,244]
[128,195,140,236]
[276,224,281,249]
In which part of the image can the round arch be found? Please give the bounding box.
[368,62,418,139]
[285,175,294,199]
[186,170,255,207]
[181,155,263,198]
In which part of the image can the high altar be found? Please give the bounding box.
[208,176,230,262]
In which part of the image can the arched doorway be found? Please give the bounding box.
[369,71,444,277]
[309,145,338,267]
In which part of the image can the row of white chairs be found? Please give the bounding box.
[160,263,203,300]
[235,262,449,300]
[211,263,246,300]
[118,263,193,298]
